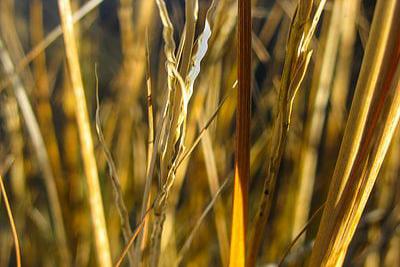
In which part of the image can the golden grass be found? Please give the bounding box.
[149,1,216,265]
[247,1,326,266]
[0,36,70,265]
[2,1,400,266]
[57,0,111,266]
[291,0,351,240]
[309,1,400,266]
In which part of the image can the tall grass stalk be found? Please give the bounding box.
[2,1,399,266]
[135,32,155,266]
[309,0,400,265]
[30,0,66,218]
[310,55,400,267]
[291,0,344,239]
[149,0,215,265]
[247,1,326,265]
[229,0,251,266]
[324,0,359,157]
[0,37,71,266]
[57,0,112,266]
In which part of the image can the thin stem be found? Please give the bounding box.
[57,0,112,266]
[229,0,251,266]
[0,158,21,267]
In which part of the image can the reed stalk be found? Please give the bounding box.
[291,0,344,240]
[149,1,215,265]
[57,0,112,266]
[229,0,251,266]
[309,1,400,265]
[247,1,326,265]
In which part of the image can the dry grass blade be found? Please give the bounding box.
[278,203,325,267]
[148,1,181,265]
[30,0,66,234]
[310,58,400,267]
[0,36,70,265]
[57,0,112,266]
[325,0,359,155]
[0,157,21,267]
[94,67,134,264]
[150,1,216,265]
[247,1,326,266]
[135,31,155,265]
[309,1,400,265]
[229,0,251,266]
[291,0,345,239]
[115,206,154,267]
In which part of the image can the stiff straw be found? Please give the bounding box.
[309,0,400,265]
[135,30,155,266]
[278,203,325,267]
[247,1,326,265]
[291,0,344,239]
[229,0,251,266]
[115,206,153,267]
[57,0,112,266]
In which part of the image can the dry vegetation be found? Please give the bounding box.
[0,0,399,266]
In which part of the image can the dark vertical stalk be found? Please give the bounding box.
[229,0,251,266]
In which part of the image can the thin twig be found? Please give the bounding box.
[115,205,154,267]
[176,176,232,265]
[278,203,325,267]
[95,65,134,264]
[0,157,21,267]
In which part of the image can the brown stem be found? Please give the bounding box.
[229,0,251,266]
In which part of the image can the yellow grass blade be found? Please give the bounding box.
[57,0,112,266]
[309,1,400,265]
